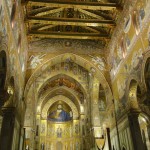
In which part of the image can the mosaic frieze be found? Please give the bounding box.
[47,123,72,138]
[108,0,149,66]
[29,39,104,54]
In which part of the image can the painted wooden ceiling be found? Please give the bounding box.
[23,0,123,47]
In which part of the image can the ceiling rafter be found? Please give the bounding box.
[34,7,64,17]
[30,23,45,30]
[77,8,105,20]
[28,30,110,40]
[38,25,57,31]
[26,0,118,10]
[24,0,120,42]
[28,6,53,15]
[82,26,100,33]
[90,10,113,20]
[26,16,116,27]
[31,25,101,33]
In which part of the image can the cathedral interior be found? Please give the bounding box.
[0,0,150,150]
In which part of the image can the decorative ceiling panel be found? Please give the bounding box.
[22,0,122,47]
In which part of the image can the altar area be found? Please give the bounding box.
[38,102,81,150]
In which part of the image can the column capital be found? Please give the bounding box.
[128,109,141,116]
[1,107,16,116]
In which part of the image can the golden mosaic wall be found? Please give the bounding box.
[39,120,81,150]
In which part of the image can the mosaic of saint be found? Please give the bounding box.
[47,104,72,122]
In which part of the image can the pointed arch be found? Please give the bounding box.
[38,73,87,101]
[38,86,81,112]
[127,79,140,110]
[24,53,113,105]
[141,50,150,92]
[0,37,10,92]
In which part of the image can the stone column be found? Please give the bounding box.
[90,77,100,127]
[18,127,26,150]
[128,112,145,150]
[90,77,103,138]
[0,115,3,136]
[106,128,112,150]
[90,77,104,150]
[0,107,15,150]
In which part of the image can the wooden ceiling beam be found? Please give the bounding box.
[82,26,100,33]
[78,8,104,20]
[26,0,117,10]
[35,7,64,17]
[28,30,110,40]
[29,7,55,15]
[38,25,57,31]
[26,16,115,27]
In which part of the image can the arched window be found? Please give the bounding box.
[132,7,145,35]
[122,146,126,150]
[11,1,17,28]
[128,79,139,109]
[121,37,126,58]
[112,145,115,150]
[132,10,142,35]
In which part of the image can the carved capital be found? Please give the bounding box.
[1,107,15,116]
